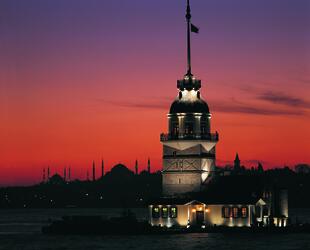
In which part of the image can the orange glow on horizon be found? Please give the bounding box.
[0,0,309,186]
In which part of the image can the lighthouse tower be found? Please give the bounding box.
[161,0,219,196]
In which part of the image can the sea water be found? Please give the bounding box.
[0,208,309,250]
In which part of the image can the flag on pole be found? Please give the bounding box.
[191,24,199,33]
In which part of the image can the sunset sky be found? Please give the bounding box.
[1,0,309,186]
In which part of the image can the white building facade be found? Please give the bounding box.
[149,197,288,228]
[149,200,264,228]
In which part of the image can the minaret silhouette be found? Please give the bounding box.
[47,167,50,180]
[101,159,104,178]
[135,160,138,175]
[92,161,96,181]
[68,167,71,181]
[257,162,264,173]
[234,153,241,172]
[147,158,151,173]
[64,167,67,182]
[43,168,46,183]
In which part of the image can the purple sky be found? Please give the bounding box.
[0,0,309,185]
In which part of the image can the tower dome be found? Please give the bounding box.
[169,72,210,114]
[169,96,210,114]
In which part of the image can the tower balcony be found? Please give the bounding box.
[160,132,219,142]
[177,77,201,91]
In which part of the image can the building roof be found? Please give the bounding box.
[200,194,262,205]
[150,194,264,206]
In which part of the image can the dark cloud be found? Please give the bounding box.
[258,91,310,108]
[98,99,170,110]
[113,101,168,110]
[212,101,305,116]
[100,97,306,116]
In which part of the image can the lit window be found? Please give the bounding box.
[229,207,233,218]
[241,207,248,218]
[170,207,178,218]
[172,123,179,136]
[152,207,160,218]
[185,122,193,135]
[232,207,239,218]
[222,207,230,218]
[201,122,206,134]
[162,207,168,218]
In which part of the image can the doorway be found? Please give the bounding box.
[196,211,204,225]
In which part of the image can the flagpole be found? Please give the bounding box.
[186,0,192,76]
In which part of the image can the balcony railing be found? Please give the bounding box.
[160,132,219,142]
[163,153,216,159]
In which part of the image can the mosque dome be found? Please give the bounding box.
[110,164,134,177]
